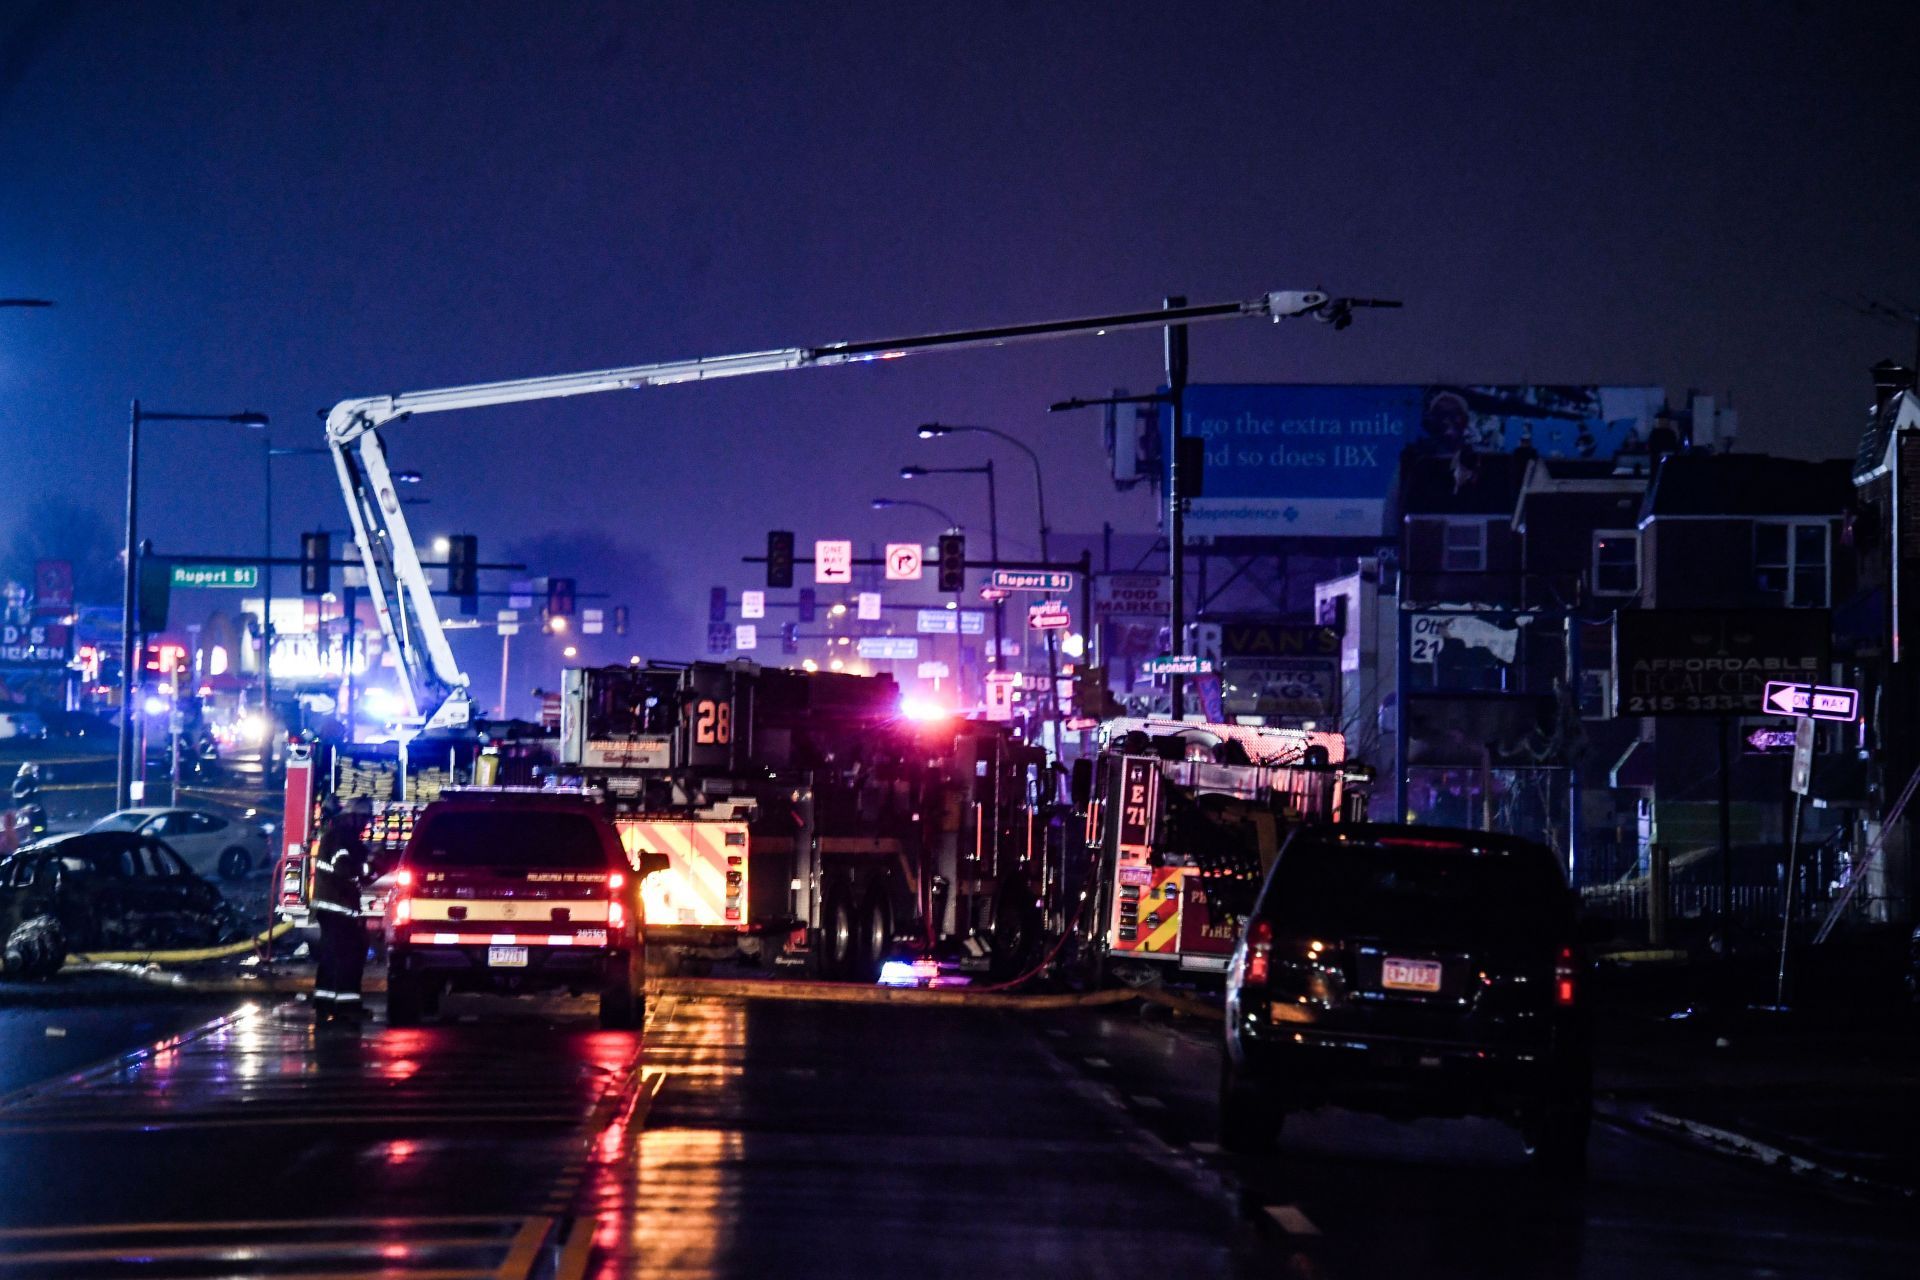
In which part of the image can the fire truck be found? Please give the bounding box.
[1065,717,1370,986]
[555,661,1062,981]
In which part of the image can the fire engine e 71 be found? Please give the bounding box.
[1066,717,1370,986]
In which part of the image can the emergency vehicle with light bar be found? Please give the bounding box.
[1066,717,1370,986]
[383,789,666,1028]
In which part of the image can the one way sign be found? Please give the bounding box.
[1763,680,1859,722]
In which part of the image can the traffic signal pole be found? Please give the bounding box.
[1164,297,1190,719]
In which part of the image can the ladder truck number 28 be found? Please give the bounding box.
[693,699,731,745]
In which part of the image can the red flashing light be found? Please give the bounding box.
[608,871,625,891]
[395,868,414,889]
[609,898,627,932]
[1244,918,1273,987]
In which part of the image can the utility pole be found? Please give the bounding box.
[1165,296,1190,719]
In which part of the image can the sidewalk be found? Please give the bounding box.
[1595,945,1919,1198]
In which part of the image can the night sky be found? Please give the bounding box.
[4,1,1919,697]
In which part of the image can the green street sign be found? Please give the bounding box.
[170,564,259,590]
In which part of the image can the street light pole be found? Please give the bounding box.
[117,401,268,809]
[1165,296,1190,719]
[117,402,141,809]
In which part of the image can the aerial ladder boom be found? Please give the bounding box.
[323,288,1392,730]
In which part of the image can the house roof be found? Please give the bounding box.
[1640,453,1854,522]
[1399,449,1528,517]
[1853,387,1920,485]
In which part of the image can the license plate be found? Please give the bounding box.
[1381,957,1442,992]
[487,946,529,968]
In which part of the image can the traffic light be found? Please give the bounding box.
[767,530,795,589]
[937,533,966,592]
[300,532,330,596]
[798,587,816,623]
[546,577,576,618]
[781,622,798,655]
[613,605,629,636]
[446,534,478,597]
[1073,664,1117,719]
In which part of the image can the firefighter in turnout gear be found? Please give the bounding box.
[311,795,374,1023]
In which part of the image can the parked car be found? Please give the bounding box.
[0,711,47,741]
[385,790,665,1029]
[1,832,243,978]
[1221,824,1596,1171]
[89,807,271,881]
[37,708,117,741]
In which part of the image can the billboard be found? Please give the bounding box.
[1169,384,1666,538]
[1613,609,1830,717]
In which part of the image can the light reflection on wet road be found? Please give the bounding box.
[0,990,1914,1278]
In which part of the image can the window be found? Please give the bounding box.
[411,810,610,870]
[1753,521,1829,607]
[1441,520,1487,572]
[1592,530,1640,596]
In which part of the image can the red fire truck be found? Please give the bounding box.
[556,661,1062,982]
[1066,717,1370,987]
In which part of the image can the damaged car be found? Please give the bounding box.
[1,832,244,980]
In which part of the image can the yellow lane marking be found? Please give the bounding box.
[552,1215,596,1280]
[0,1236,511,1265]
[0,1112,582,1134]
[493,1215,554,1280]
[0,1216,523,1240]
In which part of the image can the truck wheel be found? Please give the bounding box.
[989,878,1043,981]
[860,886,894,982]
[820,885,858,981]
[386,968,423,1027]
[218,847,252,881]
[1219,1053,1283,1153]
[600,962,640,1030]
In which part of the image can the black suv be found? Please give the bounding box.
[385,792,665,1029]
[1222,824,1594,1170]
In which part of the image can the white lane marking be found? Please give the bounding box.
[1265,1204,1322,1236]
[1130,1093,1167,1110]
[1084,1056,1111,1069]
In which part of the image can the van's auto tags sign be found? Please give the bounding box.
[1613,609,1829,717]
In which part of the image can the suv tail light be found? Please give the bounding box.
[392,867,414,926]
[608,872,629,936]
[1554,945,1577,1007]
[1244,919,1273,987]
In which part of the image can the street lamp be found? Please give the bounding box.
[919,422,1061,740]
[119,402,269,809]
[916,424,1049,560]
[870,496,962,530]
[899,461,1004,670]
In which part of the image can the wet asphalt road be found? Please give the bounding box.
[0,988,1913,1278]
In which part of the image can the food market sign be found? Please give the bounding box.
[1613,609,1829,717]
